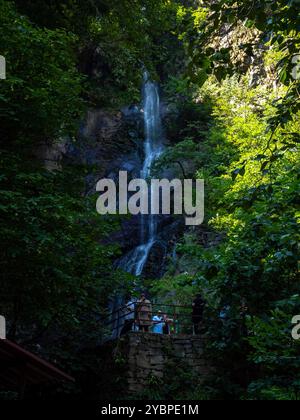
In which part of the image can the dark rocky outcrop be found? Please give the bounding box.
[68,108,143,194]
[34,103,212,280]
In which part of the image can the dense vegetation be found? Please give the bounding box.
[154,0,300,400]
[0,0,299,400]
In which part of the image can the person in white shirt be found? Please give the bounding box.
[152,311,164,334]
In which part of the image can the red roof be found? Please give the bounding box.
[0,339,74,388]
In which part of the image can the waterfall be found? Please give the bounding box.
[118,72,164,276]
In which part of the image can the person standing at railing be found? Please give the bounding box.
[136,293,152,332]
[192,294,206,335]
[170,313,180,335]
[152,310,164,334]
[120,297,136,336]
[163,313,174,335]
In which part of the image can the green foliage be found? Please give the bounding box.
[155,97,213,178]
[177,0,300,148]
[84,0,183,107]
[246,296,300,400]
[200,78,299,398]
[0,151,122,344]
[0,0,84,144]
[14,0,110,34]
[0,0,135,394]
[158,69,299,399]
[13,0,184,108]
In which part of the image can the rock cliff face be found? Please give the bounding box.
[34,105,197,278]
[68,107,142,194]
[77,106,186,276]
[35,108,139,177]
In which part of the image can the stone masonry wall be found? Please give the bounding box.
[122,332,209,395]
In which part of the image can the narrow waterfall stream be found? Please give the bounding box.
[119,72,164,276]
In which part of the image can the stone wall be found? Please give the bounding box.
[112,332,209,395]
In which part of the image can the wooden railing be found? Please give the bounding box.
[103,302,197,338]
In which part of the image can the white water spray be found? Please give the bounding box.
[119,72,164,276]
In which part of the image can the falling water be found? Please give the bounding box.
[118,72,164,276]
